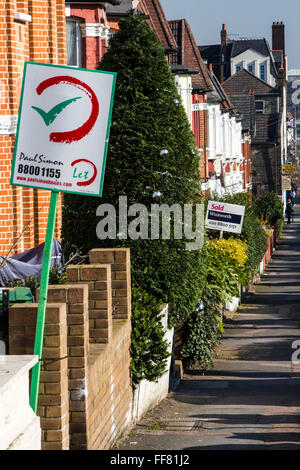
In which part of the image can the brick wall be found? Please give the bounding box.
[44,284,90,450]
[252,143,281,195]
[89,248,131,320]
[0,0,66,256]
[192,93,209,182]
[9,302,69,450]
[242,133,252,195]
[66,264,113,344]
[68,5,109,70]
[65,248,132,449]
[9,248,133,450]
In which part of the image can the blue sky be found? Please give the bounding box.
[160,0,300,69]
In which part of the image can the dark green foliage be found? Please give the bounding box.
[130,287,170,388]
[5,266,66,298]
[181,289,221,369]
[49,266,67,286]
[6,275,40,298]
[253,191,284,236]
[206,244,240,303]
[207,192,268,282]
[241,206,269,281]
[62,12,206,326]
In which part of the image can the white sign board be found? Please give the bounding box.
[11,62,117,197]
[205,200,245,234]
[282,175,292,191]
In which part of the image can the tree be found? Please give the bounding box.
[62,12,206,326]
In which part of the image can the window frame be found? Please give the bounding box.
[260,64,266,81]
[66,17,83,68]
[255,100,265,114]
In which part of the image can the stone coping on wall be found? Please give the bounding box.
[0,355,38,394]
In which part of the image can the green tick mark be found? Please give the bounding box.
[32,97,82,126]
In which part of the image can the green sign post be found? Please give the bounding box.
[29,190,58,412]
[10,62,116,412]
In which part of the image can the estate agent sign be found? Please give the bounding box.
[11,62,116,196]
[10,61,116,413]
[206,200,245,234]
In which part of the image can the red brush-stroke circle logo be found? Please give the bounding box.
[71,159,97,186]
[36,76,99,144]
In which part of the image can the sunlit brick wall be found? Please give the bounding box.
[0,0,66,256]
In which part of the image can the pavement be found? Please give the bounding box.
[116,206,300,450]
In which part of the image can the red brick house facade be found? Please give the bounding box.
[0,0,66,257]
[168,19,213,184]
[65,1,119,70]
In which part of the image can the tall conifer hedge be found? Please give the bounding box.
[62,12,206,326]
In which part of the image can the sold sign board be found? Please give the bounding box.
[205,201,245,234]
[10,62,116,197]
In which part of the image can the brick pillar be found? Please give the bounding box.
[89,248,131,320]
[42,284,89,450]
[9,303,69,450]
[66,264,112,344]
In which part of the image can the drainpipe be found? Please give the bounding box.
[274,142,277,193]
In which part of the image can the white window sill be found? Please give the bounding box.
[14,12,32,23]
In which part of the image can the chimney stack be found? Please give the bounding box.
[272,21,285,55]
[220,24,227,82]
[221,24,227,49]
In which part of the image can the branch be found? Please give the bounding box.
[0,216,34,270]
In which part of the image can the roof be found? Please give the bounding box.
[223,68,279,96]
[226,93,256,133]
[199,44,221,62]
[199,36,278,82]
[231,38,278,79]
[207,68,236,113]
[140,0,177,52]
[72,0,120,4]
[170,64,198,75]
[106,0,177,52]
[199,42,233,82]
[231,39,268,58]
[106,0,132,14]
[168,19,213,91]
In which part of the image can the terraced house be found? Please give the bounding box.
[200,22,288,197]
[105,0,252,196]
[168,18,249,196]
[0,0,67,257]
[0,0,122,257]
